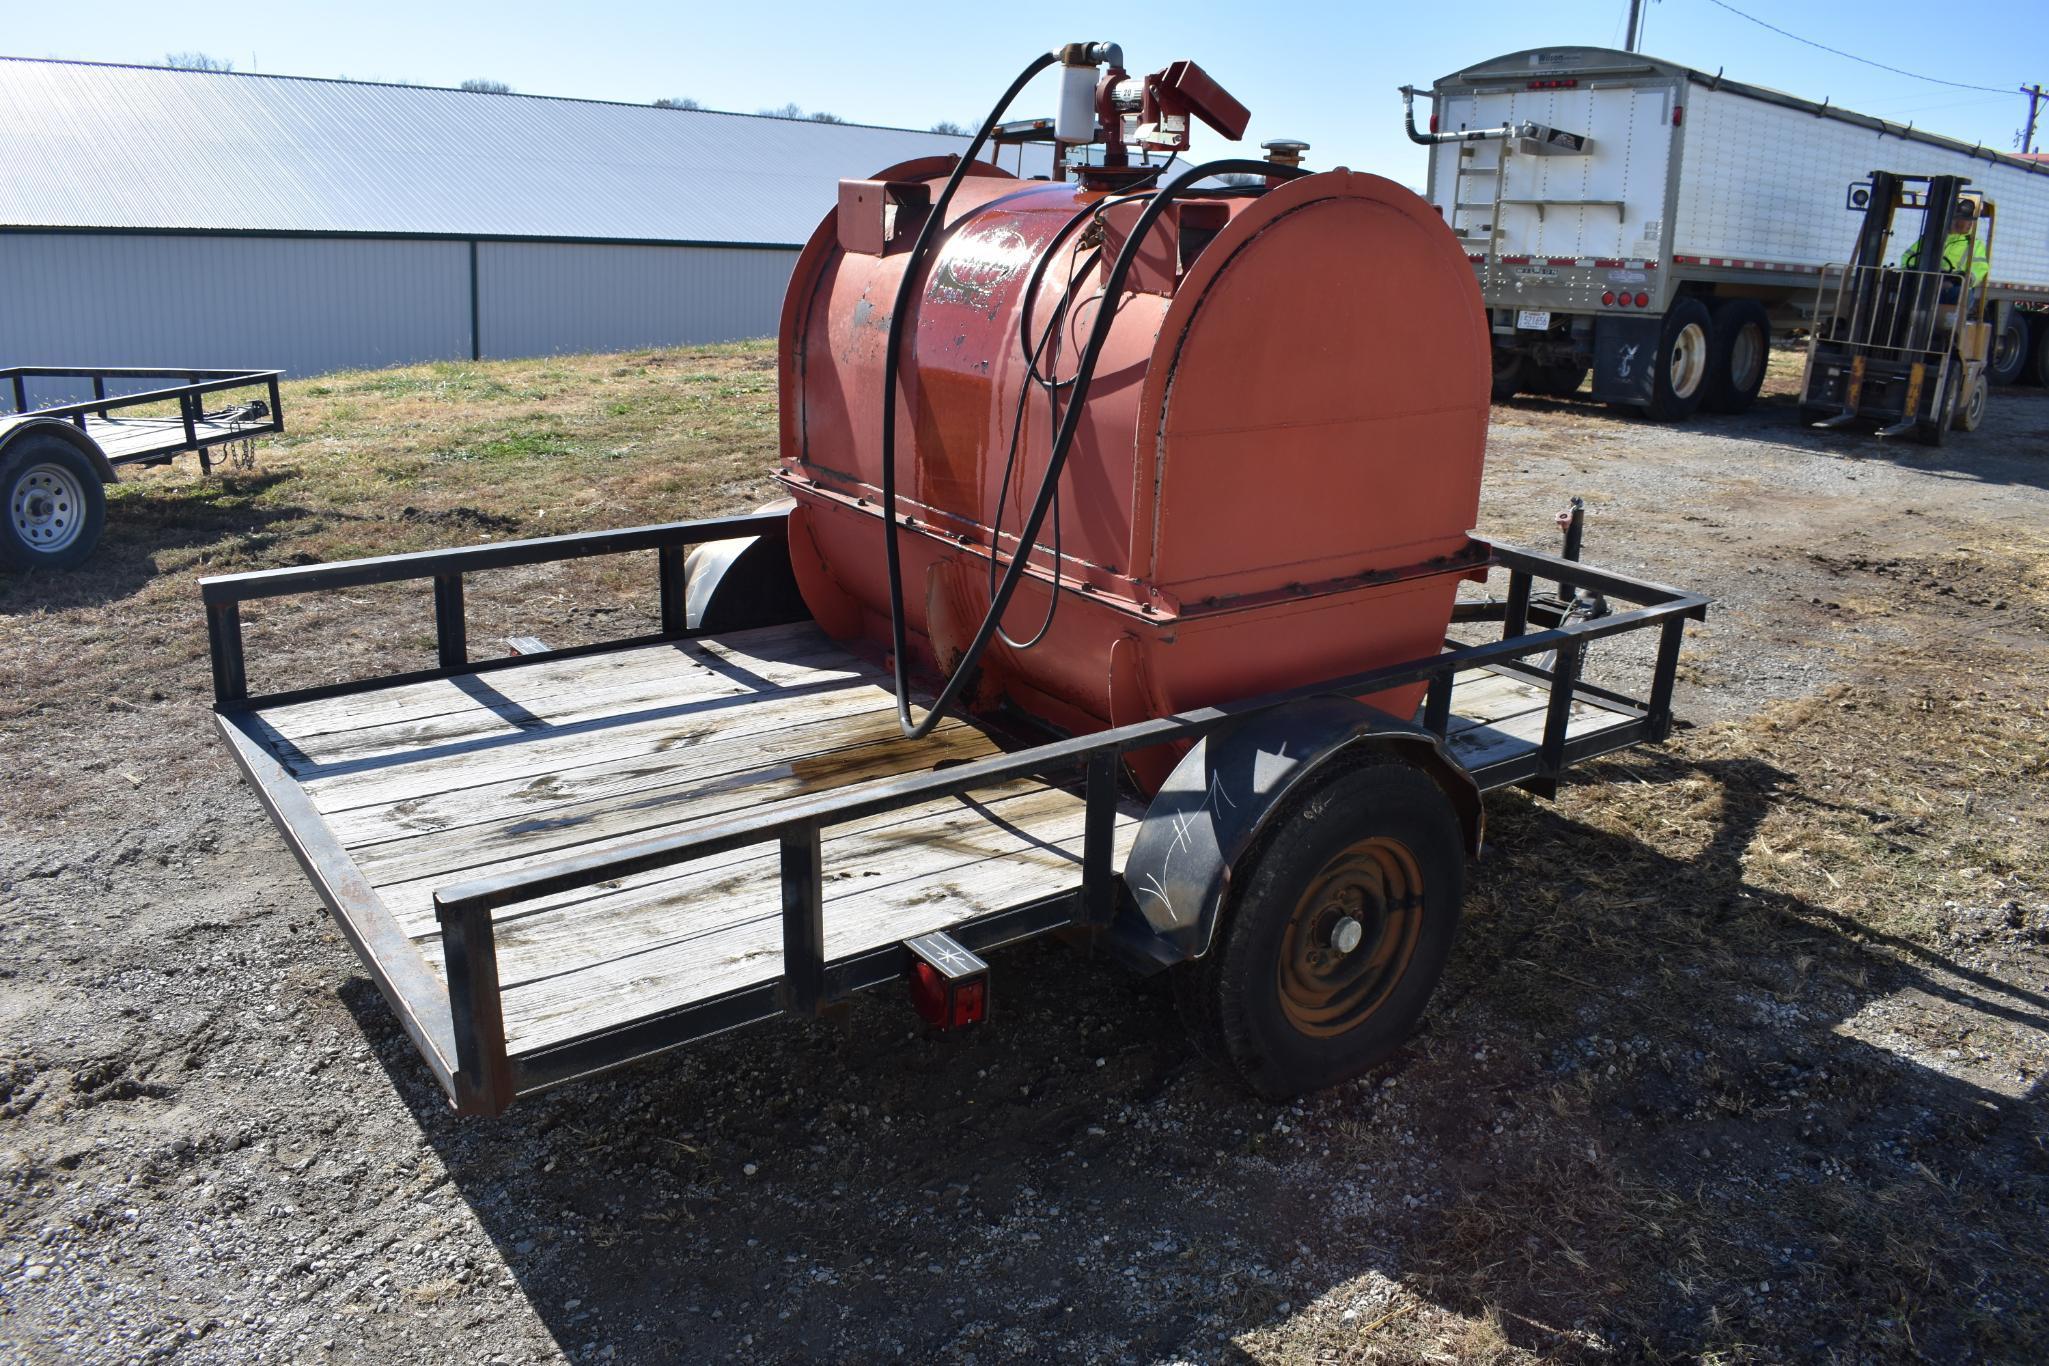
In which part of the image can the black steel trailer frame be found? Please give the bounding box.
[202,511,1707,1115]
[3,365,284,470]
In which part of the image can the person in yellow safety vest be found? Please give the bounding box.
[1900,201,1989,302]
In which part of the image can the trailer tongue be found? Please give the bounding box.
[205,45,1708,1117]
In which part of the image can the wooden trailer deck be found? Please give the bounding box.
[219,620,1641,1070]
[83,412,268,463]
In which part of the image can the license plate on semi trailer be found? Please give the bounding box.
[1516,310,1551,330]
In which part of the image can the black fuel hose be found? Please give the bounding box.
[879,51,1058,738]
[881,144,1308,739]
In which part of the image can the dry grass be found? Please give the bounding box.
[0,342,784,824]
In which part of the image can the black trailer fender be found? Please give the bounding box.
[681,499,811,633]
[0,417,116,482]
[1109,696,1482,974]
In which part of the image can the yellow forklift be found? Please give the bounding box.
[1800,172,1993,446]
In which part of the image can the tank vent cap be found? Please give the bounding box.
[1261,138,1310,168]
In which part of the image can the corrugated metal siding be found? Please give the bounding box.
[0,233,470,375]
[476,242,796,358]
[0,58,1045,245]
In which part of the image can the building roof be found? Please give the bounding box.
[0,57,1040,246]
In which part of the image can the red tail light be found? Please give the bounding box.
[1602,291,1616,305]
[1429,113,1439,133]
[911,962,987,1028]
[1634,292,1651,308]
[1672,105,1684,126]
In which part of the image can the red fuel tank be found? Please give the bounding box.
[775,156,1490,779]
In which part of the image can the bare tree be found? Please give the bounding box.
[808,111,845,124]
[460,79,513,94]
[757,102,804,120]
[653,96,701,110]
[1214,172,1264,186]
[930,120,968,136]
[164,52,233,72]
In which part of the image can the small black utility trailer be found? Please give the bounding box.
[1,366,283,571]
[202,506,1704,1117]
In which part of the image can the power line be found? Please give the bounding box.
[1699,0,2011,94]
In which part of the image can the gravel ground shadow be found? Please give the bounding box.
[330,754,2045,1360]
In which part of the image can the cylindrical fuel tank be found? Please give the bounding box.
[775,156,1490,771]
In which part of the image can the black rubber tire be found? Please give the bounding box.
[1176,759,1465,1100]
[1702,299,1771,414]
[1490,348,1529,402]
[1950,370,1988,433]
[1531,362,1589,398]
[1986,307,2030,386]
[2031,316,2049,388]
[0,433,107,573]
[1642,297,1714,422]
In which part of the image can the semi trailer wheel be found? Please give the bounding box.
[1642,298,1713,422]
[1176,759,1464,1100]
[1490,348,1529,402]
[1986,308,2030,387]
[1702,299,1771,414]
[1531,362,1589,398]
[1,433,107,572]
[2032,317,2049,388]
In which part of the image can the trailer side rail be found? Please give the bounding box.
[3,366,284,467]
[201,514,1707,1113]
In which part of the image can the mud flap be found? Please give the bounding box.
[1589,314,1661,406]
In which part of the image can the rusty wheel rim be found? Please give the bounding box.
[1275,835,1424,1038]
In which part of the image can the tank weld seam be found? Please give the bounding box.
[1163,400,1496,438]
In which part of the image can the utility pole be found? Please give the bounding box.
[1625,0,1646,53]
[2022,83,2045,155]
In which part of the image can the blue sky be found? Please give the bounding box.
[9,0,2043,184]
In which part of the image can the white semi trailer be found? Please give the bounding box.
[1403,46,2049,419]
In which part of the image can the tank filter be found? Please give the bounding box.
[1056,60,1097,143]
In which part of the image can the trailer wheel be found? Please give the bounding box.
[1178,759,1464,1099]
[1702,299,1770,414]
[1986,308,2030,387]
[1490,349,1528,402]
[2032,316,2049,388]
[1643,298,1713,422]
[1531,362,1588,398]
[1,434,107,572]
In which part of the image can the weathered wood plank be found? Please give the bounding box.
[1444,695,1630,769]
[481,784,1092,983]
[1443,671,1549,732]
[270,634,868,772]
[348,713,1001,888]
[260,624,861,751]
[297,674,899,817]
[380,775,1070,941]
[328,710,982,850]
[484,790,1139,1055]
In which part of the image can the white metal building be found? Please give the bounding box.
[0,58,1035,378]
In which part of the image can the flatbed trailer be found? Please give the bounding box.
[1,365,282,570]
[202,509,1705,1116]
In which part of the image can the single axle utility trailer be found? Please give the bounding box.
[1,366,283,570]
[203,508,1703,1116]
[1404,46,2049,418]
